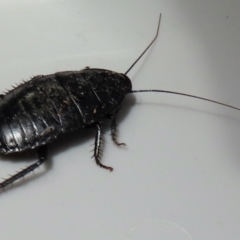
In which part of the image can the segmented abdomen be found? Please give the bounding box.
[0,73,92,153]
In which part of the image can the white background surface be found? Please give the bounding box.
[0,0,240,239]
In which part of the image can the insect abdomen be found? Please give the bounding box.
[0,75,85,153]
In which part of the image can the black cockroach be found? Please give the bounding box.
[0,14,239,190]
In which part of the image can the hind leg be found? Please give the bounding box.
[0,145,48,189]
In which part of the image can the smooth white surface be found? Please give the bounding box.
[0,0,240,239]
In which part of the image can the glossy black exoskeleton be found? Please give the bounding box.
[0,69,131,153]
[0,14,239,190]
[0,69,131,188]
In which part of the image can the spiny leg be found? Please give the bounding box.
[92,124,113,171]
[110,115,126,146]
[0,145,48,189]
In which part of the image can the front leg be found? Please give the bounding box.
[110,115,126,146]
[92,124,113,171]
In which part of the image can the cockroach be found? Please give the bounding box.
[0,14,239,190]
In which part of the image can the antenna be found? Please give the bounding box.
[128,14,240,113]
[125,13,161,75]
[131,89,240,111]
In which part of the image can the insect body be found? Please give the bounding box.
[0,69,132,188]
[0,14,239,190]
[0,69,131,153]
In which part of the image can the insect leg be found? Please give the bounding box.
[92,124,113,171]
[110,115,126,146]
[0,145,48,189]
